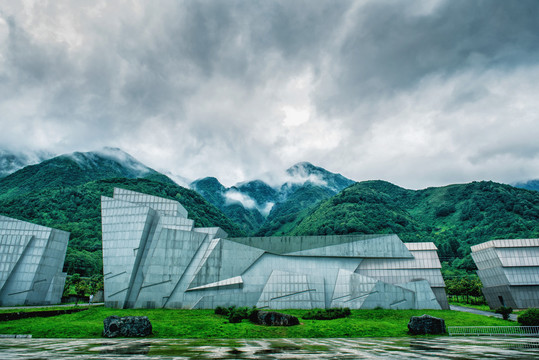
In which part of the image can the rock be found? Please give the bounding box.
[408,314,446,335]
[252,311,299,326]
[103,316,152,338]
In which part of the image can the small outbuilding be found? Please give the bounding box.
[471,239,539,309]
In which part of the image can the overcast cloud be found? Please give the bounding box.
[1,0,539,189]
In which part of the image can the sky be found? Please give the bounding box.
[1,0,539,189]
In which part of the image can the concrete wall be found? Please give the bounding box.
[102,188,448,310]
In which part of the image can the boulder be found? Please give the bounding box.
[408,314,446,335]
[103,316,152,338]
[252,311,299,326]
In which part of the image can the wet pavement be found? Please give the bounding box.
[0,337,538,359]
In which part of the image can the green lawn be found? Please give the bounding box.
[0,306,517,338]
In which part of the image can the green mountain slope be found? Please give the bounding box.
[282,162,355,194]
[286,180,539,271]
[256,184,336,236]
[234,180,280,207]
[0,178,245,277]
[190,162,355,234]
[190,177,265,234]
[0,148,161,200]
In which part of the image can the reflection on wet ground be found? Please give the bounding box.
[0,337,538,359]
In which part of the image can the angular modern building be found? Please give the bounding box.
[0,215,69,306]
[102,188,448,309]
[471,239,539,309]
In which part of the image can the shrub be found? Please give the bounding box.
[228,306,250,323]
[302,308,351,320]
[228,313,244,324]
[517,308,539,326]
[214,306,230,316]
[495,306,513,320]
[248,309,260,323]
[215,306,259,323]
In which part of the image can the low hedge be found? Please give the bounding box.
[517,308,539,326]
[302,308,351,320]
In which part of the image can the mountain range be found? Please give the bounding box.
[513,179,539,192]
[0,148,243,276]
[190,162,355,234]
[1,147,539,279]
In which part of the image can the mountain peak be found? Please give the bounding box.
[284,161,355,193]
[286,161,317,174]
[190,177,226,196]
[60,148,153,178]
[0,148,164,199]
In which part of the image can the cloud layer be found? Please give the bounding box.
[1,0,539,188]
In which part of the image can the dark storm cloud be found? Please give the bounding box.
[3,17,71,86]
[1,1,539,187]
[315,0,539,116]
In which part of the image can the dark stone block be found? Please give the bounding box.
[253,311,299,326]
[103,316,152,337]
[408,314,446,335]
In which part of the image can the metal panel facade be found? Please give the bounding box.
[0,216,69,306]
[472,239,539,309]
[102,188,448,309]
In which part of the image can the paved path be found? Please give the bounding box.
[0,303,104,310]
[450,304,518,321]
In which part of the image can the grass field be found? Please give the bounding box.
[0,306,517,339]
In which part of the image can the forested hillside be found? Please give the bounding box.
[0,148,247,278]
[286,180,539,271]
[255,184,335,236]
[0,178,244,276]
[190,177,265,234]
[0,148,164,200]
[3,147,539,279]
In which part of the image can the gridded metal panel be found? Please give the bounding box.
[358,248,441,270]
[101,189,448,310]
[405,242,438,251]
[504,267,539,286]
[399,280,441,309]
[101,196,158,308]
[471,238,539,252]
[356,268,445,287]
[113,187,188,218]
[188,238,265,289]
[0,216,68,306]
[472,239,539,309]
[496,247,539,267]
[256,270,324,309]
[229,234,412,258]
